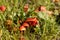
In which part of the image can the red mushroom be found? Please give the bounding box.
[19,26,26,31]
[22,23,29,28]
[40,6,46,11]
[34,6,46,13]
[25,18,38,26]
[0,5,6,11]
[24,4,29,12]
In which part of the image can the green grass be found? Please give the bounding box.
[0,0,60,40]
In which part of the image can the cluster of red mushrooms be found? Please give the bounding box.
[19,17,38,31]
